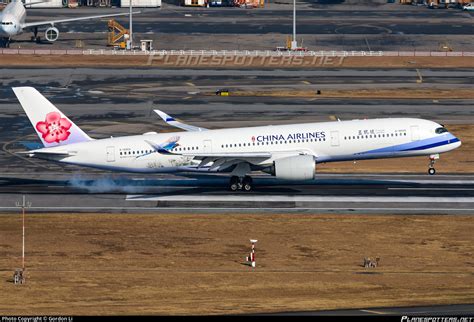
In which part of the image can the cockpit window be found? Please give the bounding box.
[435,127,448,134]
[1,22,13,25]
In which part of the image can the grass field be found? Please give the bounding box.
[1,213,473,315]
[1,55,473,69]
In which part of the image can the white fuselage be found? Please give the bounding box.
[35,118,461,174]
[0,1,25,38]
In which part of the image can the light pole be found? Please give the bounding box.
[129,0,133,50]
[291,0,297,50]
[15,195,31,272]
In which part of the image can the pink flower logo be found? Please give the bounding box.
[36,112,72,144]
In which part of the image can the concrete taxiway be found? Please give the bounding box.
[263,303,474,316]
[6,3,474,51]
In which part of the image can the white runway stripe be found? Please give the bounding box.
[126,195,474,203]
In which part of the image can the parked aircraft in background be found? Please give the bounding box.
[0,0,137,47]
[13,87,461,191]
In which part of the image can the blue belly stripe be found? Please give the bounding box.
[401,137,460,151]
[358,134,459,155]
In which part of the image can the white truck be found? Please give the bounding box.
[463,3,474,11]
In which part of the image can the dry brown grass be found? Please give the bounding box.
[0,213,473,315]
[1,54,473,69]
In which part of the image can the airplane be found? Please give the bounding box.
[0,0,138,47]
[12,87,462,191]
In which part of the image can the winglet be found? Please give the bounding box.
[155,109,175,123]
[154,109,208,132]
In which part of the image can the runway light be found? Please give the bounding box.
[245,239,258,268]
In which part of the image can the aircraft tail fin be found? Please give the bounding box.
[12,87,93,148]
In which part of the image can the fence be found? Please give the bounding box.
[1,49,473,57]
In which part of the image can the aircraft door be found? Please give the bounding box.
[106,146,115,162]
[330,131,340,147]
[203,140,212,153]
[410,125,420,141]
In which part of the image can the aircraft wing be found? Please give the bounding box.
[21,11,140,29]
[144,139,271,171]
[154,109,208,132]
[184,153,272,171]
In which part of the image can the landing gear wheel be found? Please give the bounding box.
[428,154,438,176]
[242,176,253,192]
[32,27,40,43]
[229,176,240,191]
[1,38,10,48]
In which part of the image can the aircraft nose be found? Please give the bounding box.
[450,133,462,149]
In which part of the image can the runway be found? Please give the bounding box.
[0,173,473,214]
[0,67,472,214]
[262,303,474,316]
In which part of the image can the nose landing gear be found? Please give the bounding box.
[30,27,41,43]
[0,37,10,48]
[229,175,253,192]
[428,154,439,175]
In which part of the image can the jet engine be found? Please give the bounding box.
[45,27,59,42]
[268,155,316,180]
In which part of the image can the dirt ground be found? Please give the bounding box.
[0,213,473,315]
[1,54,473,68]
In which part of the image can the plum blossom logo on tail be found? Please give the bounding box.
[36,111,72,144]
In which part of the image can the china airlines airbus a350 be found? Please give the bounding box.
[13,87,461,191]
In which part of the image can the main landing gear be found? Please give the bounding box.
[229,175,253,192]
[428,154,439,175]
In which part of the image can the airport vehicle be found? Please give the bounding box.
[0,0,138,47]
[209,0,223,6]
[215,88,229,96]
[13,87,461,191]
[463,3,474,11]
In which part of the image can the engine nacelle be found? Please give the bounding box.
[45,27,59,42]
[271,155,316,180]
